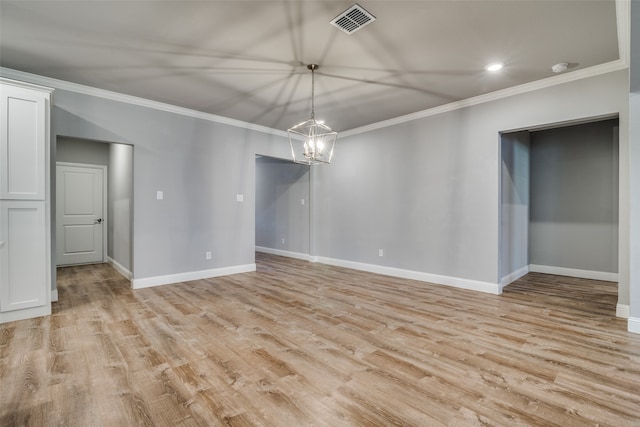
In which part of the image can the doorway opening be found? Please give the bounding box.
[255,155,311,260]
[54,136,133,298]
[499,117,619,295]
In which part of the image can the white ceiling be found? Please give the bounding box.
[0,1,620,132]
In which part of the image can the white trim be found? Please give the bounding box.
[0,77,53,94]
[131,263,256,289]
[0,67,288,138]
[615,0,630,65]
[51,289,58,302]
[628,317,640,334]
[616,304,630,319]
[108,256,132,280]
[500,265,530,289]
[340,60,628,137]
[310,256,501,295]
[529,264,618,282]
[255,246,310,261]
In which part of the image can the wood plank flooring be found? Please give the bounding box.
[1,253,639,426]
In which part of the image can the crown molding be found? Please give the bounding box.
[341,59,628,138]
[0,67,289,138]
[0,76,54,93]
[616,0,631,65]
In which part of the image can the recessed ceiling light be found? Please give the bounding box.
[486,63,504,72]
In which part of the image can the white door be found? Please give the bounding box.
[56,164,106,266]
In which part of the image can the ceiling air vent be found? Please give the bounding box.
[330,4,376,34]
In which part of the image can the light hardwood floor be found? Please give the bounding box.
[1,253,639,426]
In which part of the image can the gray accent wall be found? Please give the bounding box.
[313,70,629,297]
[629,0,640,322]
[529,120,619,273]
[255,157,310,255]
[57,136,110,165]
[50,89,290,282]
[500,131,530,282]
[109,143,133,271]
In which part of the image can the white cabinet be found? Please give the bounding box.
[0,79,52,324]
[1,83,47,200]
[0,202,49,314]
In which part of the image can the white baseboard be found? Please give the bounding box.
[616,304,630,319]
[628,317,640,334]
[529,264,618,282]
[255,246,310,261]
[500,265,530,288]
[108,257,132,280]
[309,256,501,295]
[131,263,256,289]
[51,289,58,302]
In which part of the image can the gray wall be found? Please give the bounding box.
[50,89,290,281]
[313,70,629,295]
[255,156,310,255]
[500,131,530,282]
[57,136,109,165]
[630,0,640,322]
[529,120,619,273]
[108,143,133,271]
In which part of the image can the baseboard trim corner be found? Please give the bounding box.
[51,289,58,302]
[131,263,256,289]
[616,304,630,319]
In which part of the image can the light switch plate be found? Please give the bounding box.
[156,191,163,200]
[236,194,244,202]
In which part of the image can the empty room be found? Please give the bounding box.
[1,1,640,426]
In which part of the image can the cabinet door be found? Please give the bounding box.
[0,201,48,312]
[0,84,48,200]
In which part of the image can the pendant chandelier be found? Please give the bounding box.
[288,64,337,165]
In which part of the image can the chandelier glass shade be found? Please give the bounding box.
[288,65,337,165]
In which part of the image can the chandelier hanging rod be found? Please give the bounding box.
[308,64,318,120]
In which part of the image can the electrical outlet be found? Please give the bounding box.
[205,251,212,260]
[378,249,384,257]
[301,198,305,205]
[282,238,286,244]
[236,194,244,202]
[156,190,163,200]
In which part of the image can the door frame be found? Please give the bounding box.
[55,162,108,265]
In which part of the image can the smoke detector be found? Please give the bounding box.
[551,62,569,73]
[330,4,376,34]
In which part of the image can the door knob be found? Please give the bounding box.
[94,218,102,224]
